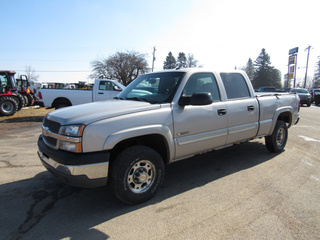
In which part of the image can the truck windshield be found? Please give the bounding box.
[117,72,185,104]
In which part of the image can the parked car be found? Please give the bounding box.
[257,86,277,92]
[310,88,320,103]
[314,89,320,106]
[290,88,312,107]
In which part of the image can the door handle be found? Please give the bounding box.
[98,92,104,95]
[247,105,254,111]
[217,108,227,116]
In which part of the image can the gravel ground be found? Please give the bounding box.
[0,106,53,133]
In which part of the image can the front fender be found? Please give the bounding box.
[103,124,175,161]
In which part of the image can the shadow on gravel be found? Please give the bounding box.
[1,140,278,240]
[0,116,44,123]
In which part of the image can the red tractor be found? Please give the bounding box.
[16,75,39,106]
[0,70,26,116]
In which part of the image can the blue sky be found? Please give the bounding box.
[1,0,319,86]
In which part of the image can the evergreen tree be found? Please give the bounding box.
[244,58,254,81]
[163,52,176,70]
[253,48,282,89]
[313,56,320,88]
[176,52,187,69]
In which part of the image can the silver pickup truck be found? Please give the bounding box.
[38,69,300,205]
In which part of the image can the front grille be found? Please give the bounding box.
[43,118,61,133]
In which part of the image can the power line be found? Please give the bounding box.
[15,70,91,72]
[0,59,89,62]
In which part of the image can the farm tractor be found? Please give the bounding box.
[16,75,39,107]
[0,70,35,116]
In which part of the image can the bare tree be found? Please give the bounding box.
[25,65,39,82]
[90,51,149,86]
[186,53,198,68]
[90,59,109,79]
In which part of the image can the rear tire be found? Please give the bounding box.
[0,96,18,116]
[109,146,165,205]
[265,120,288,153]
[14,93,25,110]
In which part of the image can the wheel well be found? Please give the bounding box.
[52,97,72,108]
[110,134,170,165]
[277,112,292,127]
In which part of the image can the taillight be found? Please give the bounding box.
[39,91,42,99]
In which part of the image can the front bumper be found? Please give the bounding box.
[38,135,110,188]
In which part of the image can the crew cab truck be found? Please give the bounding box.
[38,69,300,205]
[38,79,125,109]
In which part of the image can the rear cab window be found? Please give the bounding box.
[220,73,251,100]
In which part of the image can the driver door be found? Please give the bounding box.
[172,73,228,160]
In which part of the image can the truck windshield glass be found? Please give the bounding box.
[118,72,184,104]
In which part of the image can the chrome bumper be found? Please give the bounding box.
[38,150,109,188]
[37,135,109,188]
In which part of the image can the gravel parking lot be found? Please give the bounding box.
[1,106,320,240]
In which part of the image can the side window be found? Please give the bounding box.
[182,73,220,101]
[0,75,8,87]
[220,73,250,99]
[99,81,114,91]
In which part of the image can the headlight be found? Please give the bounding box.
[59,125,85,152]
[60,125,85,137]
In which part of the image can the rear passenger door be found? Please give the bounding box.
[220,73,259,144]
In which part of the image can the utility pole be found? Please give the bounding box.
[304,45,312,88]
[152,46,156,72]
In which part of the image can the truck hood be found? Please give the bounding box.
[45,100,161,125]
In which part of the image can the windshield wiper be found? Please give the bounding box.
[126,97,148,102]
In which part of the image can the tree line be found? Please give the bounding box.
[89,49,285,89]
[24,48,320,89]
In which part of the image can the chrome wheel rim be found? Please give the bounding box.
[127,160,156,193]
[276,127,286,147]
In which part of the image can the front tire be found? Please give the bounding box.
[265,120,288,153]
[109,146,165,205]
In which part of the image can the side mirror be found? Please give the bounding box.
[113,85,122,91]
[179,92,213,106]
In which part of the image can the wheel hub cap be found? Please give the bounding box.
[127,160,156,193]
[276,128,285,146]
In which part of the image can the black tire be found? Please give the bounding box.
[13,93,25,110]
[109,145,165,205]
[265,120,288,153]
[26,94,33,106]
[0,96,18,116]
[53,98,72,109]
